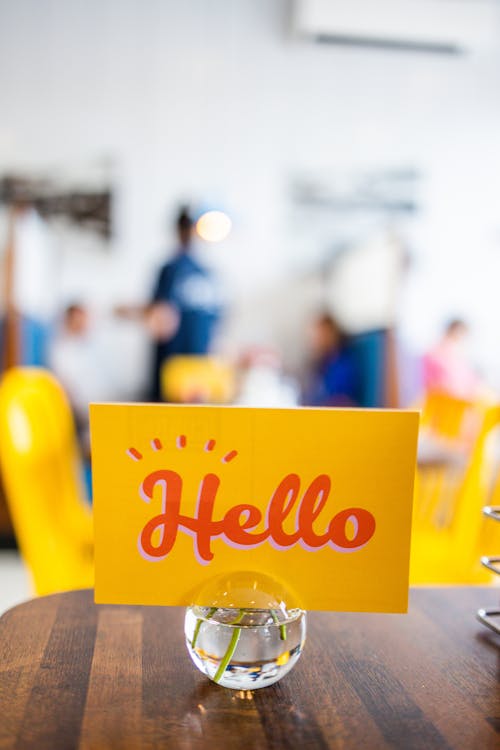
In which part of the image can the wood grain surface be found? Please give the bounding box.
[0,587,499,749]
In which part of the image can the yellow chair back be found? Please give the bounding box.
[414,392,483,535]
[161,355,235,404]
[411,396,500,583]
[419,390,480,439]
[0,367,93,595]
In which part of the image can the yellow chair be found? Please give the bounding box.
[0,367,93,595]
[161,355,235,404]
[414,392,484,538]
[411,399,500,583]
[419,390,480,439]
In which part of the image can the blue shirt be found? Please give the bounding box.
[304,347,359,407]
[151,251,222,397]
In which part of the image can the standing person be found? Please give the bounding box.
[149,207,223,400]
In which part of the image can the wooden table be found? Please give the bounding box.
[0,588,499,750]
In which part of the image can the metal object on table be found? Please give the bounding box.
[477,505,500,636]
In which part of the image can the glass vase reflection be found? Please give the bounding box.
[185,605,306,689]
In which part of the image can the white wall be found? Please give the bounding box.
[1,0,500,389]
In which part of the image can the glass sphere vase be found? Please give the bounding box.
[184,571,306,690]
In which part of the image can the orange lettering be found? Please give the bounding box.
[138,469,376,563]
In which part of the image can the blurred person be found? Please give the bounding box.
[303,313,359,406]
[117,206,223,400]
[422,319,485,401]
[49,303,117,449]
[150,207,223,399]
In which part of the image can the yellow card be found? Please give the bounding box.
[90,405,418,612]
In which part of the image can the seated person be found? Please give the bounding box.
[303,313,359,407]
[49,303,117,451]
[423,319,483,401]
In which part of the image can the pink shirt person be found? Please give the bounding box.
[422,319,481,400]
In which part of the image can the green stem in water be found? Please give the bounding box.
[213,628,241,684]
[213,609,245,684]
[230,609,246,625]
[191,607,217,649]
[270,609,287,641]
